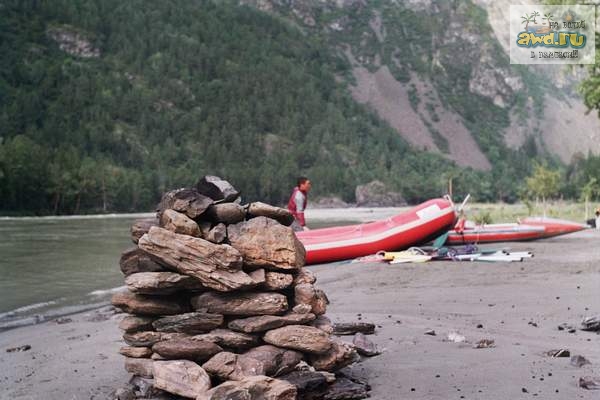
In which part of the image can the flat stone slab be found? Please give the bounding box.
[263,325,333,354]
[332,322,376,336]
[138,226,256,292]
[152,312,224,334]
[193,329,260,351]
[125,272,205,295]
[228,313,316,333]
[111,292,186,316]
[153,360,211,398]
[119,315,156,333]
[191,291,288,316]
[152,338,223,362]
[119,346,152,358]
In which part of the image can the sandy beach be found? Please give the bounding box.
[1,229,599,399]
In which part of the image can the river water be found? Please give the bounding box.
[0,212,370,331]
[0,214,156,330]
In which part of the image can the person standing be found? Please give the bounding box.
[287,177,311,231]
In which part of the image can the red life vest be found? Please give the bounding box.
[287,187,308,226]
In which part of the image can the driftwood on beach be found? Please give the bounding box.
[111,175,376,399]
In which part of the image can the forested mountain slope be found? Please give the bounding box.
[2,0,596,214]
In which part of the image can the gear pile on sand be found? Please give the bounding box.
[112,176,375,400]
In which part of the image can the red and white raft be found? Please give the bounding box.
[446,223,545,245]
[519,217,589,238]
[296,198,457,265]
[446,217,588,245]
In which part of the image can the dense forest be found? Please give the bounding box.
[0,0,598,215]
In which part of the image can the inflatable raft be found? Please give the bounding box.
[446,217,588,245]
[446,223,545,245]
[519,217,589,238]
[296,198,457,265]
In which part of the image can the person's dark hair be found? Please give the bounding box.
[297,176,308,187]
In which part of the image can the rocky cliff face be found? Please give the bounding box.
[243,0,600,165]
[472,0,600,162]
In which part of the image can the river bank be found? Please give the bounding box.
[1,229,599,399]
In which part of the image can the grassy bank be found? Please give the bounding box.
[466,201,594,225]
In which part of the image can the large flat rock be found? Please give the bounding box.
[111,292,186,316]
[138,226,256,292]
[263,325,333,355]
[152,312,224,334]
[228,313,316,333]
[119,346,152,358]
[228,217,305,271]
[153,360,211,399]
[125,272,205,295]
[118,315,156,333]
[193,329,260,351]
[191,291,288,316]
[152,337,222,362]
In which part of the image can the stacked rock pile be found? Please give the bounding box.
[112,176,376,400]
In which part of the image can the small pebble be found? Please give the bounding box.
[477,324,483,329]
[522,388,528,393]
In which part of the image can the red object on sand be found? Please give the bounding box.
[446,223,546,245]
[446,217,588,245]
[519,217,589,238]
[295,198,457,265]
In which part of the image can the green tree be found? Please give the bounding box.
[525,163,562,215]
[579,177,600,218]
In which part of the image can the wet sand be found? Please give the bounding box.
[1,230,599,399]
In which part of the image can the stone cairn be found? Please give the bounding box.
[112,176,378,400]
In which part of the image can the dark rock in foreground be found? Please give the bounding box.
[333,322,375,336]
